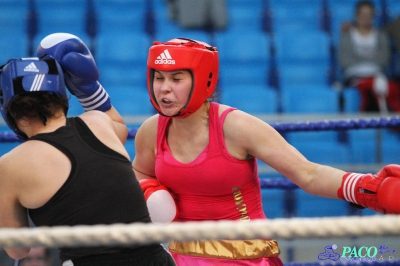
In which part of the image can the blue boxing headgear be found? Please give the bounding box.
[0,56,68,139]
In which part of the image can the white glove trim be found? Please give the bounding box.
[40,33,78,49]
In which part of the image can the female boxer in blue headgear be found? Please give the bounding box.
[0,33,176,266]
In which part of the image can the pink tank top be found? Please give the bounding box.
[156,102,266,221]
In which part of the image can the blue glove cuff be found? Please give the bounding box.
[77,82,112,112]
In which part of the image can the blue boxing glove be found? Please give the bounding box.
[37,33,111,112]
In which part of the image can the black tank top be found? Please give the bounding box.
[28,117,151,261]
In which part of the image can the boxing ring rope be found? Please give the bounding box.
[1,116,400,265]
[1,116,400,142]
[127,115,400,138]
[0,215,399,248]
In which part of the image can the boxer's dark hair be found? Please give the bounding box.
[7,92,69,126]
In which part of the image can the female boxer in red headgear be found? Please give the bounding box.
[133,38,400,266]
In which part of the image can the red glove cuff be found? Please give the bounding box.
[139,178,160,192]
[337,172,365,206]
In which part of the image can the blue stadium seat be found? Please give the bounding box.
[96,33,150,89]
[270,0,321,10]
[291,141,351,165]
[279,64,330,88]
[261,188,285,219]
[271,8,321,33]
[287,129,341,143]
[274,30,331,87]
[220,85,278,114]
[35,0,86,38]
[0,0,27,33]
[275,30,330,64]
[96,0,146,35]
[270,0,323,33]
[107,86,155,116]
[228,0,263,9]
[347,129,378,164]
[388,0,400,18]
[215,31,270,87]
[281,85,339,114]
[381,129,400,164]
[152,0,168,10]
[97,61,147,92]
[285,131,351,165]
[215,31,270,63]
[0,36,28,64]
[0,0,28,61]
[296,190,349,217]
[219,63,269,87]
[228,5,263,32]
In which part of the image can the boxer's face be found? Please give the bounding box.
[153,70,192,116]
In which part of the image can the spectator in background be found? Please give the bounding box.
[166,0,228,30]
[339,0,400,113]
[18,247,52,266]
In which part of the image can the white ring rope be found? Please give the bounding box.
[0,215,399,248]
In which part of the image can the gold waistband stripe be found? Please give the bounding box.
[168,239,280,260]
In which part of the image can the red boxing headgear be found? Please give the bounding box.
[147,38,219,117]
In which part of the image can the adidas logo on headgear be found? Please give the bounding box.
[155,49,175,65]
[24,62,39,73]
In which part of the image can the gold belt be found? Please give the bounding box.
[168,239,280,260]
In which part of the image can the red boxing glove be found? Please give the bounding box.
[139,179,179,224]
[337,164,400,214]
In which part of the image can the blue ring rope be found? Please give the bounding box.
[0,116,398,190]
[1,116,399,143]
